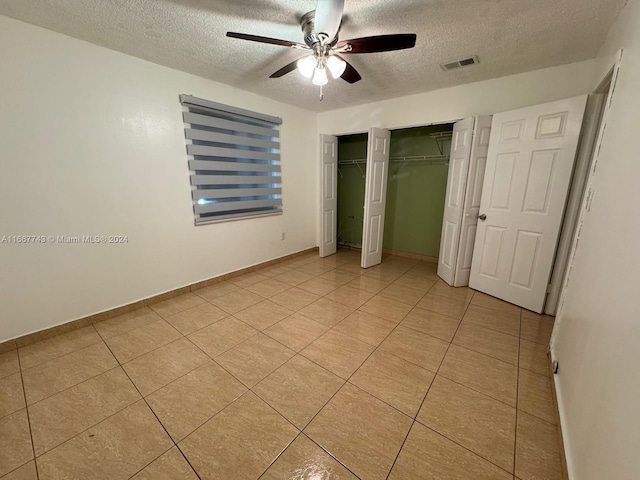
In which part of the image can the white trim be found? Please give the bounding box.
[544,93,606,315]
[550,48,623,343]
[548,55,622,472]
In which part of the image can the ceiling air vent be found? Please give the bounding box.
[440,56,480,71]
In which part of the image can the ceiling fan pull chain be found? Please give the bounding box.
[319,84,324,101]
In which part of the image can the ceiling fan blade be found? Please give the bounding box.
[226,32,307,49]
[314,0,345,43]
[337,33,417,54]
[338,56,362,83]
[269,59,300,78]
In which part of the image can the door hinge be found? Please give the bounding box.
[547,283,553,294]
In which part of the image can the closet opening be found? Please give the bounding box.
[335,123,455,265]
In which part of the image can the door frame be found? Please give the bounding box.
[542,94,606,314]
[549,50,623,319]
[318,120,461,259]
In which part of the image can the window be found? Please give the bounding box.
[180,95,283,225]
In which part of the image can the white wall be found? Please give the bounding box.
[317,59,599,136]
[551,0,640,478]
[0,16,318,342]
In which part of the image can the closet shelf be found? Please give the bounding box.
[338,155,450,166]
[338,159,367,165]
[429,132,453,139]
[429,131,453,155]
[390,155,449,163]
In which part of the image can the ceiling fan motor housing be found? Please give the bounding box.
[301,11,339,48]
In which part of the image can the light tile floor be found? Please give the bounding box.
[0,251,562,480]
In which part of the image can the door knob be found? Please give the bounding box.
[478,214,487,221]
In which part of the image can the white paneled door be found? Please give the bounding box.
[361,127,391,268]
[438,117,475,285]
[320,134,338,258]
[454,115,493,287]
[469,96,588,312]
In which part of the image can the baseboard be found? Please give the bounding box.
[548,351,570,480]
[0,247,319,351]
[382,248,438,263]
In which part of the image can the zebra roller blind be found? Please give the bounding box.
[180,95,283,225]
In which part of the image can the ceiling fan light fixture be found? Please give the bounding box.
[227,2,418,97]
[297,55,317,78]
[326,55,346,79]
[312,66,329,86]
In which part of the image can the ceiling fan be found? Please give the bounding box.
[226,0,417,97]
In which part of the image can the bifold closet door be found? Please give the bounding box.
[361,127,391,268]
[453,115,493,286]
[438,117,475,285]
[320,134,338,258]
[469,95,588,313]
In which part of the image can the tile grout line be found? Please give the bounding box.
[513,308,524,477]
[432,373,517,410]
[450,321,523,366]
[8,256,443,480]
[297,434,364,480]
[15,350,40,480]
[93,311,164,343]
[459,317,523,339]
[299,271,441,479]
[181,323,345,442]
[96,319,185,364]
[432,294,524,477]
[408,300,520,477]
[275,265,439,380]
[247,257,432,477]
[253,431,307,480]
[19,352,143,461]
[20,367,172,467]
[124,444,180,480]
[8,346,113,412]
[383,286,474,480]
[23,363,125,415]
[1,255,330,478]
[96,330,243,404]
[17,324,104,371]
[249,376,367,480]
[325,278,452,420]
[418,422,516,476]
[244,260,397,479]
[180,332,313,433]
[255,368,354,477]
[184,257,528,478]
[385,287,538,478]
[31,294,405,477]
[97,329,204,480]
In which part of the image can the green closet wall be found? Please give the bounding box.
[337,124,453,257]
[337,134,368,246]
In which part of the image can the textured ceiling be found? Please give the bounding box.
[0,0,626,112]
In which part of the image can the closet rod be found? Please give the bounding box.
[338,159,367,165]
